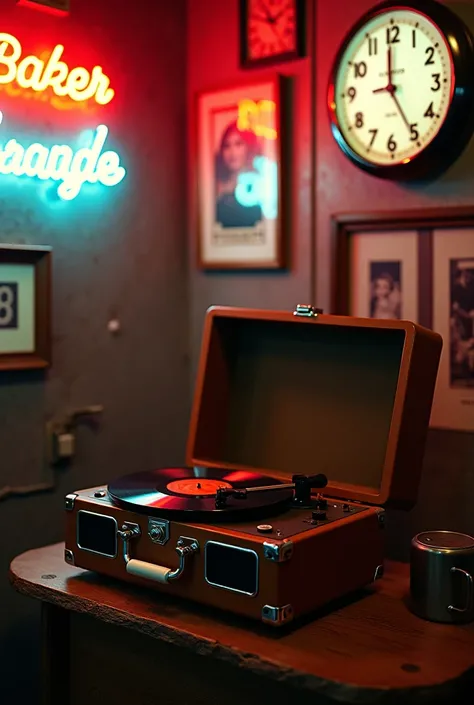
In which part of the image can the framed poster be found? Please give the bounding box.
[0,244,52,371]
[196,76,288,270]
[431,229,474,432]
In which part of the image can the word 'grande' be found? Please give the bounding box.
[0,111,126,200]
[0,33,114,105]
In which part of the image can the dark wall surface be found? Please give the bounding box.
[0,0,189,698]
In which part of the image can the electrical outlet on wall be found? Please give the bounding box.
[46,406,104,465]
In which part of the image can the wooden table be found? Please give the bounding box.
[9,543,474,705]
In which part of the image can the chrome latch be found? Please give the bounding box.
[263,540,293,562]
[293,304,323,317]
[262,604,294,625]
[148,518,170,545]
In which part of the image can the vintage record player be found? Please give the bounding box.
[64,305,442,626]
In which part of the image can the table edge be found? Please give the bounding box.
[9,544,474,704]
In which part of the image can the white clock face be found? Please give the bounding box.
[332,8,454,166]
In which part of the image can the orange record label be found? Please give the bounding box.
[166,478,233,496]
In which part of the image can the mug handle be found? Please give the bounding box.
[448,567,474,613]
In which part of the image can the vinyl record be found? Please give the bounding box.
[107,467,293,522]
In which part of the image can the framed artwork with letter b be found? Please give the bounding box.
[0,244,52,371]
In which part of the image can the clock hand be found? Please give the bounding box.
[268,8,286,23]
[372,48,394,94]
[258,0,273,22]
[388,86,412,132]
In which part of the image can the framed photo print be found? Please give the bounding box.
[332,207,474,431]
[346,230,419,322]
[0,244,52,371]
[431,229,474,432]
[196,76,288,269]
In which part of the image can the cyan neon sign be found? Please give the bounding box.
[235,156,277,219]
[0,111,126,200]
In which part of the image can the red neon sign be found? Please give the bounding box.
[0,33,114,107]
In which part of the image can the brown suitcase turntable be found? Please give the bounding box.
[64,304,442,626]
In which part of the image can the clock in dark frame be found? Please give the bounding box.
[327,0,474,181]
[240,0,306,69]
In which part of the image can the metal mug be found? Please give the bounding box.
[410,530,474,624]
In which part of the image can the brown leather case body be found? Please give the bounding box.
[64,305,443,626]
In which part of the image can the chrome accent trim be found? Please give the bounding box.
[148,518,170,545]
[373,564,384,581]
[167,536,199,582]
[118,521,141,564]
[65,493,77,511]
[119,526,198,584]
[64,549,74,564]
[262,604,294,625]
[204,541,259,597]
[77,510,118,558]
[263,540,293,562]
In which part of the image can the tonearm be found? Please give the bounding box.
[215,473,328,509]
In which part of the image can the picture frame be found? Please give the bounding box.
[239,0,306,69]
[432,228,474,432]
[332,207,474,432]
[196,75,289,270]
[0,244,52,371]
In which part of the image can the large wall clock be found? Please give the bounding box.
[327,0,474,180]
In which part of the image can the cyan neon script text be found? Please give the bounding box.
[235,156,277,219]
[0,111,126,200]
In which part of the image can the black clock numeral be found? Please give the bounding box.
[387,134,397,152]
[386,25,400,44]
[368,36,378,56]
[354,61,367,78]
[355,112,364,128]
[410,123,419,141]
[347,86,356,102]
[424,102,435,118]
[412,29,416,48]
[425,46,435,65]
[431,73,441,91]
[368,129,378,147]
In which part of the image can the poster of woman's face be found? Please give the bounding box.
[431,230,474,432]
[197,78,284,269]
[214,116,265,231]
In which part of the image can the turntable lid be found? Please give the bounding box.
[186,306,442,509]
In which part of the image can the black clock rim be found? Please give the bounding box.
[327,0,474,181]
[239,0,306,69]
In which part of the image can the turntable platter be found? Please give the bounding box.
[107,467,294,522]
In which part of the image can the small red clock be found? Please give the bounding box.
[240,0,305,68]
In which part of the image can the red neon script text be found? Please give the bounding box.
[0,33,114,106]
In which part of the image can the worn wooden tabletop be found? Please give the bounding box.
[9,542,474,704]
